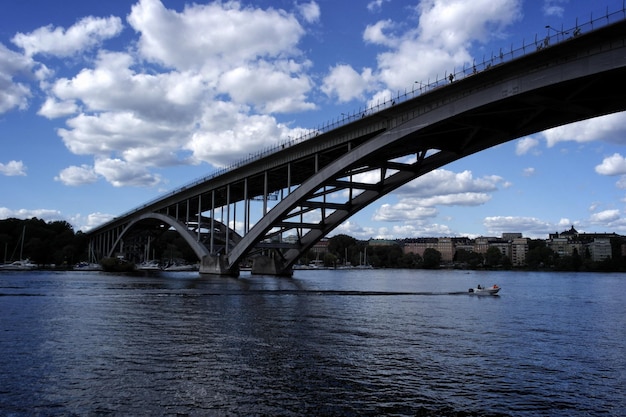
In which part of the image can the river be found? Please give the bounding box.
[1,268,624,416]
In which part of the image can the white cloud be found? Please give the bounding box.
[29,1,319,188]
[417,192,492,206]
[378,0,520,91]
[373,203,438,221]
[127,0,304,72]
[483,216,554,237]
[54,165,98,186]
[367,0,390,13]
[616,177,626,190]
[0,43,33,113]
[321,0,523,100]
[218,60,314,113]
[321,64,375,102]
[297,2,321,23]
[94,158,161,187]
[333,220,377,239]
[70,212,116,232]
[595,153,626,176]
[543,112,626,147]
[543,0,567,17]
[38,97,79,119]
[186,105,295,168]
[371,169,504,223]
[589,209,620,224]
[0,207,65,222]
[363,20,398,47]
[516,137,539,155]
[522,167,535,177]
[12,16,123,57]
[0,160,27,176]
[399,169,503,198]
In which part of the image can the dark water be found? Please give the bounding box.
[0,269,624,416]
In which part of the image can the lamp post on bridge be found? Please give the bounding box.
[545,25,568,42]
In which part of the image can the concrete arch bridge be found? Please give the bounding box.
[87,15,626,276]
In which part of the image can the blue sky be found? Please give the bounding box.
[2,0,626,240]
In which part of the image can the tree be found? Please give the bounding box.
[485,246,504,267]
[328,234,357,263]
[422,248,441,269]
[526,246,556,269]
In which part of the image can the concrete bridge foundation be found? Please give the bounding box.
[252,254,293,277]
[199,254,238,276]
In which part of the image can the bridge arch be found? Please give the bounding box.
[107,213,210,260]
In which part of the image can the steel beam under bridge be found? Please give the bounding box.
[87,17,626,276]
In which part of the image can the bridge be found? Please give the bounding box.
[87,11,626,276]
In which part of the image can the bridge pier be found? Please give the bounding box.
[251,255,293,277]
[199,254,239,276]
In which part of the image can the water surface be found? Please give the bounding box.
[1,269,624,416]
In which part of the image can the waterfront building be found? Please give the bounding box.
[588,238,612,262]
[511,237,529,266]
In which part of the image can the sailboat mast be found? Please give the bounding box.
[20,226,25,260]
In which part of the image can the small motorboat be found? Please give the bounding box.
[468,284,500,295]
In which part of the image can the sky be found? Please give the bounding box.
[2,0,626,240]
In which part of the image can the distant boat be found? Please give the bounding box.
[137,260,160,271]
[164,262,198,271]
[1,226,37,270]
[0,259,37,270]
[468,284,500,295]
[74,242,102,271]
[74,261,102,271]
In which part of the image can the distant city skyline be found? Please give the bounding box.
[2,0,626,240]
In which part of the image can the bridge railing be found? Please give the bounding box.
[102,5,626,230]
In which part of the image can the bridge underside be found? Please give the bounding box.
[87,19,626,276]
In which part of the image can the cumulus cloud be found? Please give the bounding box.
[367,0,390,13]
[54,165,98,186]
[595,153,626,176]
[483,216,554,237]
[0,160,27,176]
[12,16,123,57]
[516,137,539,155]
[543,0,567,17]
[71,212,116,232]
[321,64,375,102]
[218,60,314,113]
[522,167,535,177]
[0,43,33,113]
[323,0,522,100]
[543,112,626,147]
[371,169,504,223]
[38,97,79,119]
[297,1,321,23]
[0,207,65,223]
[373,203,438,221]
[399,169,504,199]
[589,209,620,224]
[94,158,161,187]
[26,0,317,188]
[127,0,304,71]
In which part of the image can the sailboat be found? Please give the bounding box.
[137,236,160,270]
[0,226,37,270]
[74,241,102,271]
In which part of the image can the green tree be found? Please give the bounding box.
[328,234,357,262]
[526,246,556,269]
[422,248,441,269]
[485,246,504,267]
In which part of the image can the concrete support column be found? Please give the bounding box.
[251,254,293,276]
[199,254,239,276]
